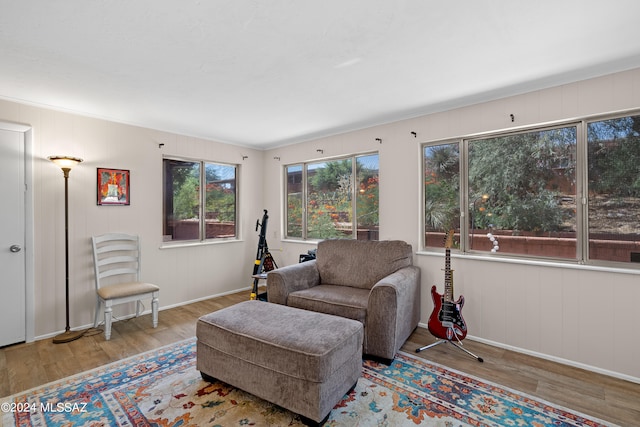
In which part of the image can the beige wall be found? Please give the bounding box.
[2,66,639,383]
[0,100,264,343]
[264,68,640,383]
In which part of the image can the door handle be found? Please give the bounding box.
[10,245,22,253]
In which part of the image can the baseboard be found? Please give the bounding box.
[35,286,253,342]
[416,323,640,385]
[159,286,252,311]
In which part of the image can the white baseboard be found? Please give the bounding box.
[416,323,640,385]
[36,286,252,342]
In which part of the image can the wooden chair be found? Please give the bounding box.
[91,233,159,340]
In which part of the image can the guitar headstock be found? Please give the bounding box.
[444,229,455,249]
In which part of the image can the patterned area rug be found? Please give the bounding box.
[1,338,616,427]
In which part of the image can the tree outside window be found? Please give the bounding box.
[467,127,577,257]
[424,143,460,246]
[423,126,578,259]
[163,158,237,242]
[424,112,640,266]
[286,153,379,240]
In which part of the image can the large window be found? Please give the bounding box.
[286,153,379,240]
[163,158,237,242]
[423,111,640,266]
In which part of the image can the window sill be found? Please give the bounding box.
[416,250,640,275]
[160,238,242,250]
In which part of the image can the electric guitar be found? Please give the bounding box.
[427,230,468,341]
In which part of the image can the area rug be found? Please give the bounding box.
[1,338,616,427]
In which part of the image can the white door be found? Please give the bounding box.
[0,128,26,346]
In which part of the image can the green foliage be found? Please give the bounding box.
[356,155,379,227]
[173,174,199,220]
[287,193,303,237]
[424,144,459,231]
[168,160,236,224]
[294,156,379,239]
[588,116,640,197]
[206,186,235,222]
[469,128,575,233]
[309,159,352,190]
[424,128,577,235]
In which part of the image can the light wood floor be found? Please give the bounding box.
[1,290,638,426]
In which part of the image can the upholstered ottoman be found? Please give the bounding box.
[196,300,363,425]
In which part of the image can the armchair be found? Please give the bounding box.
[267,239,420,362]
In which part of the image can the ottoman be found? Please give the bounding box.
[196,300,363,425]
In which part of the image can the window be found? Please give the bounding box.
[422,113,640,267]
[286,153,379,240]
[163,158,237,242]
[467,126,577,258]
[587,115,640,263]
[424,142,460,247]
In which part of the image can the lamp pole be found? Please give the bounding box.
[49,156,85,344]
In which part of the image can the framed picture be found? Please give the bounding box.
[97,168,130,205]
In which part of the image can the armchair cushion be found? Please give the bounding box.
[288,284,370,323]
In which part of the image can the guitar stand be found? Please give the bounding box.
[416,330,484,363]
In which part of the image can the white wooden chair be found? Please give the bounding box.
[91,233,159,340]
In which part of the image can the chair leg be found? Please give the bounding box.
[104,302,113,340]
[152,293,159,328]
[135,300,142,318]
[94,297,102,328]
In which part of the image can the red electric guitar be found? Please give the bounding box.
[427,230,468,342]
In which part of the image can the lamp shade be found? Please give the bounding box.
[48,155,83,170]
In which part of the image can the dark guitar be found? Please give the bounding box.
[427,230,468,341]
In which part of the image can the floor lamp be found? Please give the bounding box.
[49,155,85,344]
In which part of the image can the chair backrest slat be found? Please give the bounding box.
[97,255,138,267]
[94,239,137,250]
[91,233,142,289]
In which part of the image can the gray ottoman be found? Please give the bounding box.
[196,300,363,425]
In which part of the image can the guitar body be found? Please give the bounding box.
[428,285,467,341]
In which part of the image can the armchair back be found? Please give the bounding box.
[316,239,413,289]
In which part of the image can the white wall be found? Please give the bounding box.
[264,68,640,383]
[2,66,639,383]
[0,100,264,340]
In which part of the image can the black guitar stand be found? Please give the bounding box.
[250,209,278,301]
[416,328,484,363]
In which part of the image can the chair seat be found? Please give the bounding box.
[97,282,159,300]
[288,284,369,323]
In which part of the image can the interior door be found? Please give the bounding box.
[0,128,26,346]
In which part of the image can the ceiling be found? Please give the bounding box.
[2,1,640,150]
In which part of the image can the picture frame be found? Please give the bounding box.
[97,168,130,205]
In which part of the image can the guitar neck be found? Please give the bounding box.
[444,247,454,302]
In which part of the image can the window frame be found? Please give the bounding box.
[421,109,640,269]
[284,151,379,241]
[162,155,239,245]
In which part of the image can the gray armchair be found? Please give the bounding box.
[267,239,420,363]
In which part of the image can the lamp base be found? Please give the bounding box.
[52,329,86,344]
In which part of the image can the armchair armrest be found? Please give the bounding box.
[366,265,421,359]
[266,260,321,305]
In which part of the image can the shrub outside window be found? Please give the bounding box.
[286,153,379,240]
[467,126,577,258]
[423,112,640,266]
[163,158,237,242]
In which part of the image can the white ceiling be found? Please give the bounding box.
[2,1,640,149]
